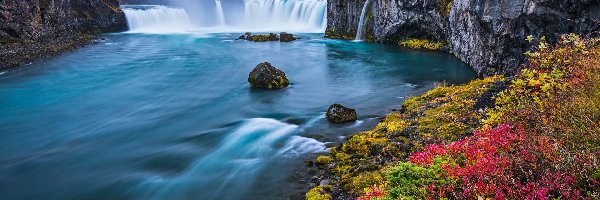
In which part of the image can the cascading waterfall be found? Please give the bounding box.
[355,0,370,41]
[215,0,226,26]
[122,5,194,33]
[121,0,327,33]
[243,0,327,32]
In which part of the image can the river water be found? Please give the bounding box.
[0,4,476,200]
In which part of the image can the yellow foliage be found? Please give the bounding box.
[306,186,332,200]
[399,39,445,50]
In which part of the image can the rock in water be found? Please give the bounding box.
[326,104,357,123]
[248,62,289,89]
[279,32,296,42]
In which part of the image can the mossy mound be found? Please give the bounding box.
[306,75,504,197]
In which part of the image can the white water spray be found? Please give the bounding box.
[243,0,327,32]
[121,0,327,33]
[215,0,226,26]
[355,0,370,41]
[122,5,194,33]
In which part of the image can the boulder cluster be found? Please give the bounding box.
[247,62,358,123]
[239,32,297,42]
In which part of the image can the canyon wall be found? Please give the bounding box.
[326,0,600,75]
[0,0,127,69]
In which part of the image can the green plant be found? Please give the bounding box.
[399,39,445,50]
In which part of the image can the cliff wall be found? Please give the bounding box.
[326,0,600,75]
[0,0,127,69]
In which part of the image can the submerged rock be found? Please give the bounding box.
[279,32,296,42]
[326,104,357,123]
[248,62,289,89]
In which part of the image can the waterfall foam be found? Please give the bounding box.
[355,0,370,41]
[121,0,327,33]
[122,5,194,33]
[242,0,327,32]
[214,0,226,26]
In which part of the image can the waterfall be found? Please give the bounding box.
[215,0,226,26]
[121,0,327,33]
[243,0,327,32]
[355,0,370,41]
[122,5,194,33]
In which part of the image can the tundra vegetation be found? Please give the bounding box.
[308,35,600,200]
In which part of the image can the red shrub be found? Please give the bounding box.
[407,124,596,199]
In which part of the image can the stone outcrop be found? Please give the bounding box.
[279,32,297,42]
[0,0,127,69]
[326,104,357,123]
[248,62,290,89]
[239,32,297,42]
[325,0,600,75]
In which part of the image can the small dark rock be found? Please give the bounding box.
[326,104,357,123]
[319,179,331,186]
[279,32,296,42]
[248,62,289,89]
[304,160,314,167]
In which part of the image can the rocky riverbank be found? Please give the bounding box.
[326,0,600,75]
[306,35,600,200]
[0,0,127,70]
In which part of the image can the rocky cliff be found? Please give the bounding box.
[0,0,127,69]
[326,0,600,75]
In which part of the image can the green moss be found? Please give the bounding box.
[345,170,385,194]
[399,39,445,50]
[249,33,279,42]
[307,76,503,198]
[306,186,332,200]
[316,155,333,166]
[386,160,455,199]
[436,0,452,16]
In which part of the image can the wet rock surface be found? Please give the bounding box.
[248,62,290,89]
[326,104,357,123]
[0,0,127,69]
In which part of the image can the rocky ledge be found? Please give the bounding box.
[0,0,127,69]
[325,0,600,75]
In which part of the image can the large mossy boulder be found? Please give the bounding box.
[326,104,357,123]
[248,62,289,89]
[279,32,296,42]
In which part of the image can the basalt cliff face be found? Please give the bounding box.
[0,0,127,69]
[326,0,600,75]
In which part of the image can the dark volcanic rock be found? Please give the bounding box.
[325,0,600,75]
[248,62,290,89]
[239,32,297,42]
[0,0,127,69]
[449,0,600,75]
[279,32,297,42]
[326,104,357,123]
